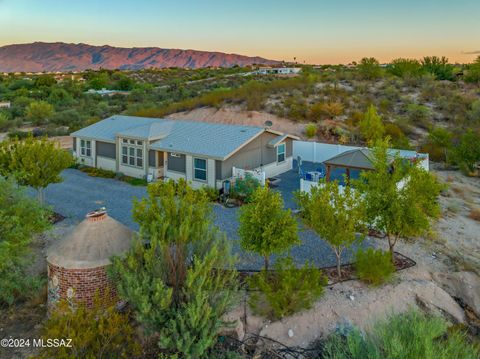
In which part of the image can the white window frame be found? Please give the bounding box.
[277,143,286,163]
[80,139,91,157]
[193,157,207,182]
[121,138,144,168]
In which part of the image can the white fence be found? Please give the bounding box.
[293,141,429,171]
[232,166,266,186]
[300,179,348,195]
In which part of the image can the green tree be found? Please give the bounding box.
[388,58,423,78]
[0,178,50,306]
[421,56,454,80]
[0,135,73,203]
[427,127,453,164]
[359,105,385,144]
[25,100,54,125]
[0,111,9,130]
[355,140,443,260]
[296,181,366,278]
[34,75,56,87]
[109,179,238,358]
[357,57,382,80]
[464,55,480,83]
[453,129,480,175]
[239,186,299,270]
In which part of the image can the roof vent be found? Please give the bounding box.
[86,207,107,221]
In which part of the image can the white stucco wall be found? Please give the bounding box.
[262,156,293,178]
[96,156,116,172]
[118,163,145,178]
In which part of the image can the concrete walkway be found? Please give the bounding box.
[43,169,372,270]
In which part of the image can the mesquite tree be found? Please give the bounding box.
[238,185,299,270]
[296,180,366,278]
[356,139,443,260]
[0,135,73,203]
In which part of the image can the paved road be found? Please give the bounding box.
[44,169,372,270]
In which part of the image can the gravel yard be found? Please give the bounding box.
[43,169,372,270]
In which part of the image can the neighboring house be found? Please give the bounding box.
[256,67,302,75]
[0,101,11,109]
[71,115,298,189]
[85,88,130,96]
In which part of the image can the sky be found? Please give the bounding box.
[0,0,479,64]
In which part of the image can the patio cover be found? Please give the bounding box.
[323,148,375,170]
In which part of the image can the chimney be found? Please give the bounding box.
[86,207,107,222]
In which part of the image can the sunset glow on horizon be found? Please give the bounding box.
[0,0,479,64]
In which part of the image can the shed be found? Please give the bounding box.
[46,209,133,309]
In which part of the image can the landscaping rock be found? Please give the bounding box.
[432,271,480,316]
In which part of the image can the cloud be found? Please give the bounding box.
[462,50,480,54]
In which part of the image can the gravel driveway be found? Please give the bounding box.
[44,169,372,270]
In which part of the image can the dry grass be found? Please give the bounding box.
[468,208,480,222]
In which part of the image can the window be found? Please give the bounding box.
[277,143,286,163]
[193,158,207,181]
[80,139,91,157]
[121,138,143,167]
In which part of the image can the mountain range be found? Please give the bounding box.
[0,42,279,72]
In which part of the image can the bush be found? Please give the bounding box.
[248,256,327,320]
[355,248,395,286]
[231,173,261,203]
[304,123,317,138]
[79,166,116,178]
[321,310,480,359]
[201,186,219,202]
[37,295,141,359]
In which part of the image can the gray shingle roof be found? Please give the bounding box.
[71,115,265,160]
[323,148,376,170]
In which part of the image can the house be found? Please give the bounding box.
[0,101,11,109]
[85,88,130,96]
[256,67,302,75]
[71,115,298,189]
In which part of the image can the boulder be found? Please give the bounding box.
[433,271,480,316]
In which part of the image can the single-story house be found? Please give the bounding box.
[256,67,302,75]
[71,115,298,189]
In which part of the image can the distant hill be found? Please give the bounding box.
[0,42,280,72]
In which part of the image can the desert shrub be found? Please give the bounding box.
[469,208,480,221]
[452,130,480,175]
[231,173,261,203]
[355,248,395,286]
[201,186,219,202]
[321,310,480,359]
[304,123,317,138]
[248,256,327,320]
[309,102,344,121]
[405,103,432,128]
[37,296,141,359]
[0,178,50,306]
[384,123,411,149]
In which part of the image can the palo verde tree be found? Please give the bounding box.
[0,135,73,203]
[359,104,385,144]
[238,185,299,270]
[0,178,50,306]
[355,139,443,260]
[357,57,382,80]
[296,180,366,278]
[109,179,238,358]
